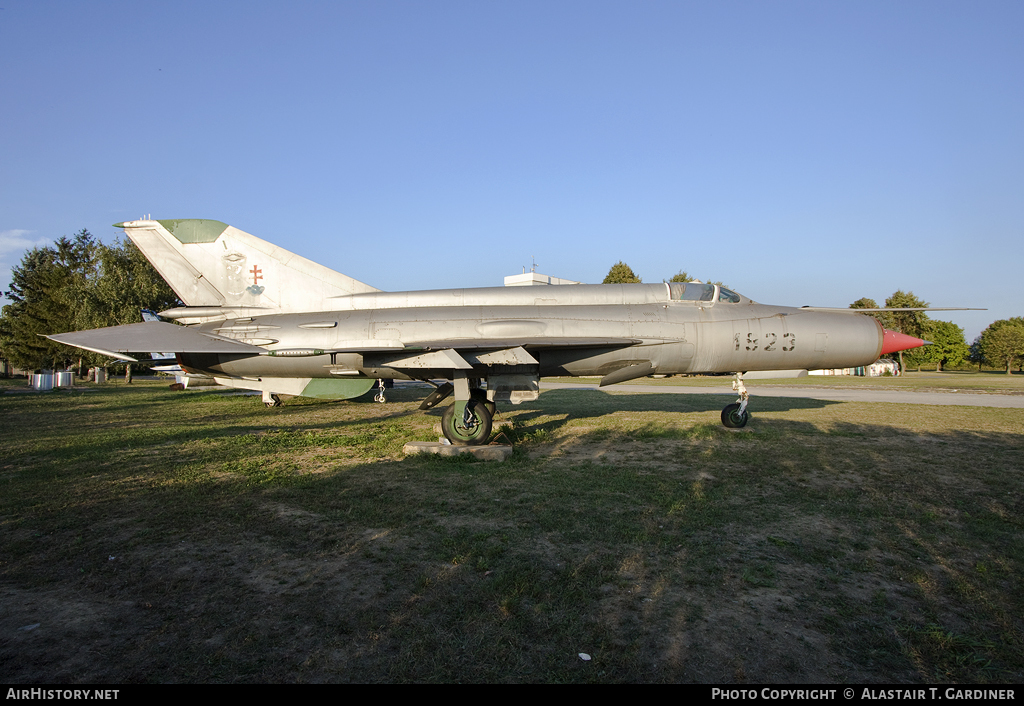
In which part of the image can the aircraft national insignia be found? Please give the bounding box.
[246,265,265,295]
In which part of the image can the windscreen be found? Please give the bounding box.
[718,287,741,303]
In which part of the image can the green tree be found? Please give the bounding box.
[968,335,985,371]
[979,318,1024,374]
[850,297,884,324]
[883,291,931,372]
[88,238,179,328]
[603,261,641,284]
[0,230,180,373]
[88,237,180,381]
[920,319,969,371]
[0,247,56,370]
[883,291,930,336]
[0,230,100,370]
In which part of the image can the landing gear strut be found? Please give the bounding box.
[721,372,750,428]
[263,391,282,408]
[471,388,497,417]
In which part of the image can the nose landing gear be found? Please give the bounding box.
[721,373,750,428]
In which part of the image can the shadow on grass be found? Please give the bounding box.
[483,388,835,438]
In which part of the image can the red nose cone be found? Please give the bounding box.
[880,329,928,355]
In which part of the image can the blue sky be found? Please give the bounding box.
[2,1,1020,340]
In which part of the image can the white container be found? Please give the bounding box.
[32,373,54,391]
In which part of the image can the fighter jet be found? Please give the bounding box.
[48,219,970,445]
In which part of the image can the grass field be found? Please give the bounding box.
[1,376,1022,683]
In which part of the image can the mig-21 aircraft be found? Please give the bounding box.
[48,218,969,445]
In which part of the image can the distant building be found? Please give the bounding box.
[503,271,580,286]
[867,359,900,376]
[808,359,899,377]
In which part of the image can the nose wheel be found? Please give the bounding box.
[721,373,750,428]
[721,402,749,428]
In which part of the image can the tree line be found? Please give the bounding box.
[0,229,179,372]
[601,262,1023,374]
[602,262,726,288]
[850,291,1024,374]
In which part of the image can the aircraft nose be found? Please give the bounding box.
[880,329,929,355]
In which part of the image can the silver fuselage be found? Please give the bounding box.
[178,283,884,381]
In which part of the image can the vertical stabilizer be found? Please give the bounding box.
[114,219,379,312]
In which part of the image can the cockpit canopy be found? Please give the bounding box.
[668,282,744,304]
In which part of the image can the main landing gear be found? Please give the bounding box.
[438,374,496,446]
[721,372,750,428]
[441,398,493,445]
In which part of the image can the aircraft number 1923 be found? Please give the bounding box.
[734,332,795,352]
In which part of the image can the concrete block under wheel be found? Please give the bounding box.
[403,441,513,461]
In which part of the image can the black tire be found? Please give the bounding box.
[441,400,493,446]
[721,403,749,428]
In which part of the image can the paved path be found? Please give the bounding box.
[540,381,1024,409]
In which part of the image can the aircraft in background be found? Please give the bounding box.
[48,219,977,444]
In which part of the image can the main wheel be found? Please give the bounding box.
[441,400,493,446]
[721,403,749,428]
[264,393,282,408]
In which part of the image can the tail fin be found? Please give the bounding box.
[115,219,379,312]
